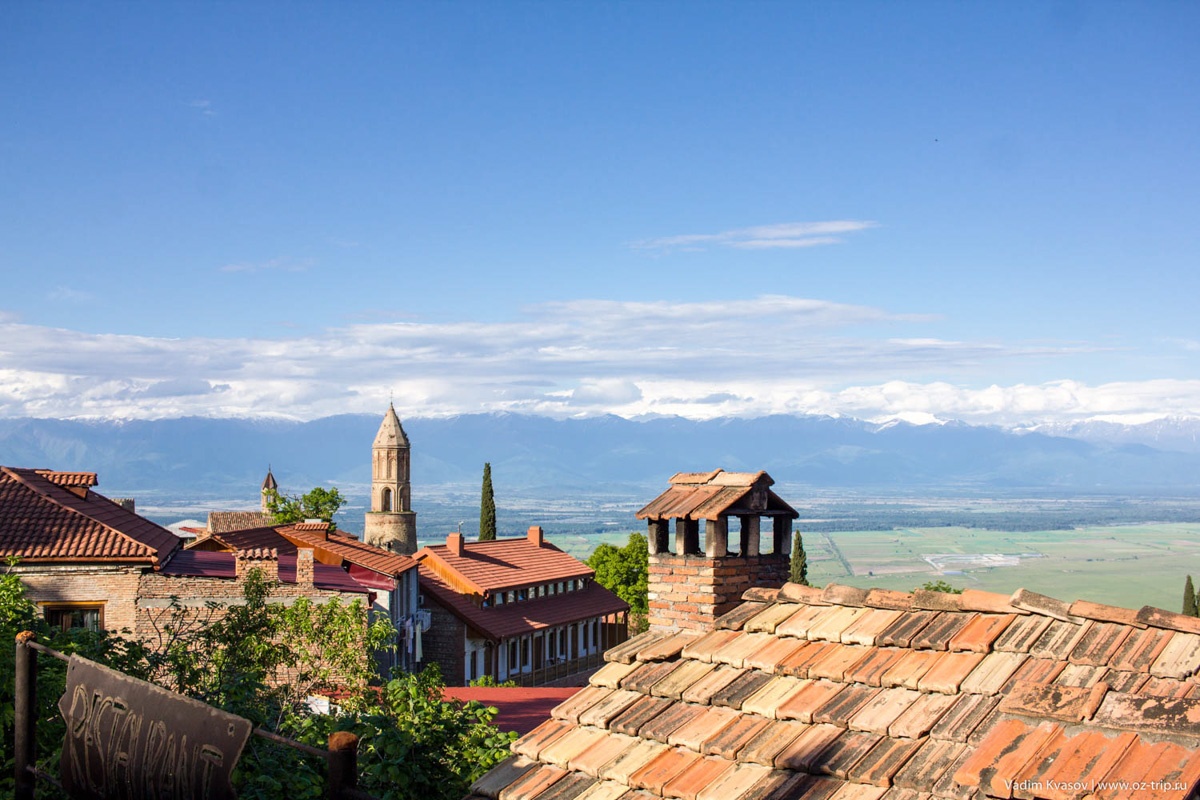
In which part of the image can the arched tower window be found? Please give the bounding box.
[381,487,393,512]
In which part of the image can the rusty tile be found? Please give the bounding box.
[1091,691,1200,738]
[1094,741,1200,800]
[744,587,781,603]
[744,602,808,634]
[638,631,703,662]
[713,632,777,668]
[848,736,925,787]
[499,764,569,800]
[609,695,675,736]
[847,687,921,734]
[716,601,771,631]
[1068,598,1140,626]
[961,589,1028,616]
[880,649,941,690]
[877,610,939,648]
[841,609,907,647]
[590,660,641,689]
[808,606,873,642]
[572,782,633,800]
[1002,657,1067,690]
[681,665,747,704]
[809,644,874,682]
[1036,730,1138,800]
[1109,627,1174,673]
[998,681,1095,722]
[541,725,611,768]
[1104,670,1148,693]
[917,651,986,695]
[772,722,845,771]
[531,772,597,800]
[777,640,839,678]
[701,713,773,759]
[842,647,906,687]
[1090,740,1175,800]
[693,762,774,800]
[912,612,977,651]
[743,636,810,673]
[928,693,1000,742]
[738,720,811,767]
[959,651,1029,695]
[753,772,842,800]
[892,739,968,790]
[822,584,870,606]
[1149,631,1200,679]
[642,702,711,744]
[662,755,736,800]
[742,675,809,719]
[553,686,615,722]
[1055,663,1109,688]
[568,732,639,777]
[513,718,575,759]
[1029,620,1091,661]
[1134,605,1200,635]
[651,660,719,700]
[683,629,745,662]
[1140,676,1194,698]
[1009,589,1080,622]
[622,659,685,693]
[948,613,1017,653]
[712,670,775,709]
[812,730,884,779]
[597,737,670,783]
[826,784,887,800]
[668,704,741,750]
[912,589,965,612]
[863,588,914,610]
[629,746,702,794]
[887,691,958,739]
[777,604,848,640]
[813,683,882,727]
[776,679,846,723]
[951,718,1062,799]
[1067,622,1133,667]
[780,583,829,603]
[577,689,641,728]
[993,614,1055,654]
[606,630,669,664]
[472,755,538,799]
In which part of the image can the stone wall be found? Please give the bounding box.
[420,596,465,684]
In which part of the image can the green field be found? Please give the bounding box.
[800,523,1200,613]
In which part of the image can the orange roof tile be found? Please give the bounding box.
[478,581,1200,800]
[415,534,594,594]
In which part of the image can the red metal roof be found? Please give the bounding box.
[188,523,416,578]
[416,535,594,594]
[162,549,370,594]
[443,687,582,736]
[0,466,180,566]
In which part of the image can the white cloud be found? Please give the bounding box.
[633,220,877,253]
[0,296,1194,425]
[189,99,216,117]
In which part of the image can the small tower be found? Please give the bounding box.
[636,470,798,632]
[260,467,278,514]
[364,404,417,554]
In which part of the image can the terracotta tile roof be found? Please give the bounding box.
[635,470,798,522]
[415,535,594,594]
[419,568,628,641]
[472,582,1200,800]
[186,524,416,578]
[0,466,179,566]
[207,510,274,533]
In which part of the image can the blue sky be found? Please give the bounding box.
[1,2,1197,424]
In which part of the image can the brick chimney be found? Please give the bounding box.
[296,548,315,588]
[236,547,280,583]
[637,470,797,633]
[447,532,465,557]
[527,525,544,547]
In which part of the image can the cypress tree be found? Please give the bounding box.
[479,462,497,541]
[790,530,809,586]
[1185,575,1198,617]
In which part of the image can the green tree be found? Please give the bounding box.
[790,530,809,585]
[587,532,649,632]
[1184,575,1198,617]
[919,579,963,594]
[266,486,345,526]
[479,463,496,541]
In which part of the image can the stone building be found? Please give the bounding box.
[363,404,418,555]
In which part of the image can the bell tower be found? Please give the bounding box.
[363,404,417,554]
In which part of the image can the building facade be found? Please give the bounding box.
[363,404,418,555]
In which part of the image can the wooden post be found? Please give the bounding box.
[14,631,37,800]
[326,731,359,800]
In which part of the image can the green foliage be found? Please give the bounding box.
[266,485,346,526]
[919,579,964,594]
[469,674,518,687]
[479,462,497,541]
[1185,575,1198,617]
[790,530,809,585]
[588,532,648,632]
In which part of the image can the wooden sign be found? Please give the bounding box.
[57,655,252,800]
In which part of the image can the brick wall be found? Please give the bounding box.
[420,596,465,685]
[12,564,143,632]
[647,553,789,632]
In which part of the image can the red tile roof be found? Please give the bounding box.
[636,470,798,521]
[206,510,274,533]
[0,466,180,566]
[420,568,628,640]
[187,524,416,578]
[416,536,594,594]
[472,583,1200,800]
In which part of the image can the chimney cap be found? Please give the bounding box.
[447,531,465,556]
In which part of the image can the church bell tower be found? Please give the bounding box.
[363,404,417,554]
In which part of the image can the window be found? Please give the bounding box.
[508,640,519,671]
[44,603,103,632]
